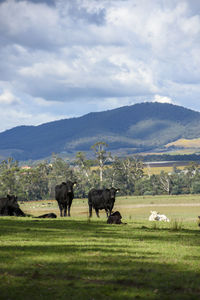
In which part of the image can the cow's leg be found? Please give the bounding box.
[58,204,63,217]
[95,208,100,218]
[67,205,71,217]
[105,209,109,217]
[89,204,92,217]
[63,204,67,217]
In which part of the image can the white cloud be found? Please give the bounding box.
[152,95,174,104]
[0,90,20,105]
[0,0,199,131]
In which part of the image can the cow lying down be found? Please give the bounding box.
[35,213,57,219]
[107,211,126,225]
[0,195,26,217]
[149,211,170,222]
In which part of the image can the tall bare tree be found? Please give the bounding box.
[91,142,110,188]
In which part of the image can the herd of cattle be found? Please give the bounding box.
[55,180,120,219]
[0,180,171,224]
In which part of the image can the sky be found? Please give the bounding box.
[0,0,200,132]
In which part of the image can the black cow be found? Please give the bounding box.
[55,181,76,217]
[88,187,119,217]
[0,195,25,216]
[36,213,57,219]
[107,211,122,224]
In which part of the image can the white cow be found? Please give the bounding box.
[149,211,170,222]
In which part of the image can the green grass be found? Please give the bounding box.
[1,196,200,299]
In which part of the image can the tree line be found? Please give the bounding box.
[0,142,200,201]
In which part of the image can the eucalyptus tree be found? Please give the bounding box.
[19,167,48,200]
[0,157,20,196]
[159,171,172,195]
[112,157,144,195]
[91,142,111,188]
[74,151,92,197]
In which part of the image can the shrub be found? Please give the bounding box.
[170,219,183,231]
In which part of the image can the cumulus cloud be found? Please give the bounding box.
[0,89,20,105]
[152,95,174,104]
[0,0,200,131]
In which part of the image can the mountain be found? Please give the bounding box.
[1,102,200,161]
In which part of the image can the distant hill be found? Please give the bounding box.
[1,102,200,161]
[166,138,200,149]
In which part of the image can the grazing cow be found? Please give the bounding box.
[88,187,119,217]
[149,211,170,222]
[55,181,76,217]
[36,213,57,219]
[107,211,122,224]
[0,195,25,216]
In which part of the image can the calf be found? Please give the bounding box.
[55,181,76,216]
[149,211,170,222]
[107,211,122,224]
[88,187,119,217]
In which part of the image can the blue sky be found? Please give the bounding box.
[0,0,200,132]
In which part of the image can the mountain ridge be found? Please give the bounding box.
[1,102,200,161]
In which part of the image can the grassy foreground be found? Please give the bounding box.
[0,196,200,299]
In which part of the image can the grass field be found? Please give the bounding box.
[1,195,200,299]
[143,165,186,175]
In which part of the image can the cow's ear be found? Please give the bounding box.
[7,194,11,199]
[73,181,77,186]
[116,188,120,192]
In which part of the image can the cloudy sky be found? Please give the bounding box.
[0,0,200,132]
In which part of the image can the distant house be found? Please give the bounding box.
[21,166,31,170]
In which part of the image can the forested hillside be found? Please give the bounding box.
[0,102,200,161]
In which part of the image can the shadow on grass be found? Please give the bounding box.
[0,218,200,245]
[0,218,200,299]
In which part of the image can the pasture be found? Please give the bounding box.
[0,195,200,299]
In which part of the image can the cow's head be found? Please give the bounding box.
[110,188,120,200]
[7,195,19,208]
[111,211,122,218]
[66,181,77,193]
[150,211,159,216]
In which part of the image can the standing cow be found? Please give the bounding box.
[55,181,76,217]
[88,187,119,217]
[0,195,25,216]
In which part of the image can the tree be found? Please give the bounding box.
[184,162,199,177]
[74,152,92,197]
[159,171,172,194]
[75,152,90,180]
[91,142,111,188]
[0,158,20,196]
[112,157,144,195]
